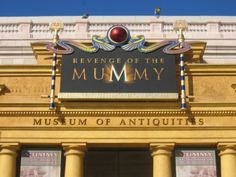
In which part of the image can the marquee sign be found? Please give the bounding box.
[46,25,191,101]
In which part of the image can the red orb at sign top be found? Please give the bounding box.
[108,26,129,45]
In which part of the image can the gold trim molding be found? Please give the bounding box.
[0,110,236,117]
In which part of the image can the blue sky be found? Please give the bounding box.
[1,0,236,16]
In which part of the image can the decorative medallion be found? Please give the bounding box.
[107,25,130,45]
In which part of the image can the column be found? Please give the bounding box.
[63,143,86,177]
[218,143,236,177]
[0,143,20,177]
[150,143,175,177]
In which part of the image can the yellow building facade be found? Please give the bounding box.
[0,16,236,177]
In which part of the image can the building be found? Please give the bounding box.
[0,16,236,177]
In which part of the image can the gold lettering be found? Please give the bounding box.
[129,119,136,125]
[45,119,51,125]
[33,119,42,125]
[162,119,169,125]
[120,119,127,125]
[72,68,87,80]
[109,64,128,82]
[176,118,183,125]
[185,119,190,125]
[94,68,105,80]
[145,58,151,63]
[127,58,135,63]
[53,119,59,125]
[152,58,159,63]
[117,58,121,63]
[78,119,87,125]
[160,58,165,64]
[171,118,175,125]
[80,58,85,63]
[153,68,164,80]
[101,58,106,64]
[94,58,99,64]
[153,119,160,126]
[198,118,204,125]
[109,58,115,64]
[134,58,139,63]
[69,119,76,125]
[73,58,78,64]
[138,118,145,125]
[134,68,149,80]
[87,58,93,63]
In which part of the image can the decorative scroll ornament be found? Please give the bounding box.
[46,25,191,55]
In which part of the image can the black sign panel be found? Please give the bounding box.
[59,46,177,100]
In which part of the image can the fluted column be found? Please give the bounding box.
[150,143,175,177]
[63,143,86,177]
[0,143,20,177]
[218,143,236,177]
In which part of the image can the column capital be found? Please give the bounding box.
[150,143,175,157]
[218,143,236,156]
[62,143,86,157]
[0,143,20,156]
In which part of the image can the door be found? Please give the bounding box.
[84,149,152,177]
